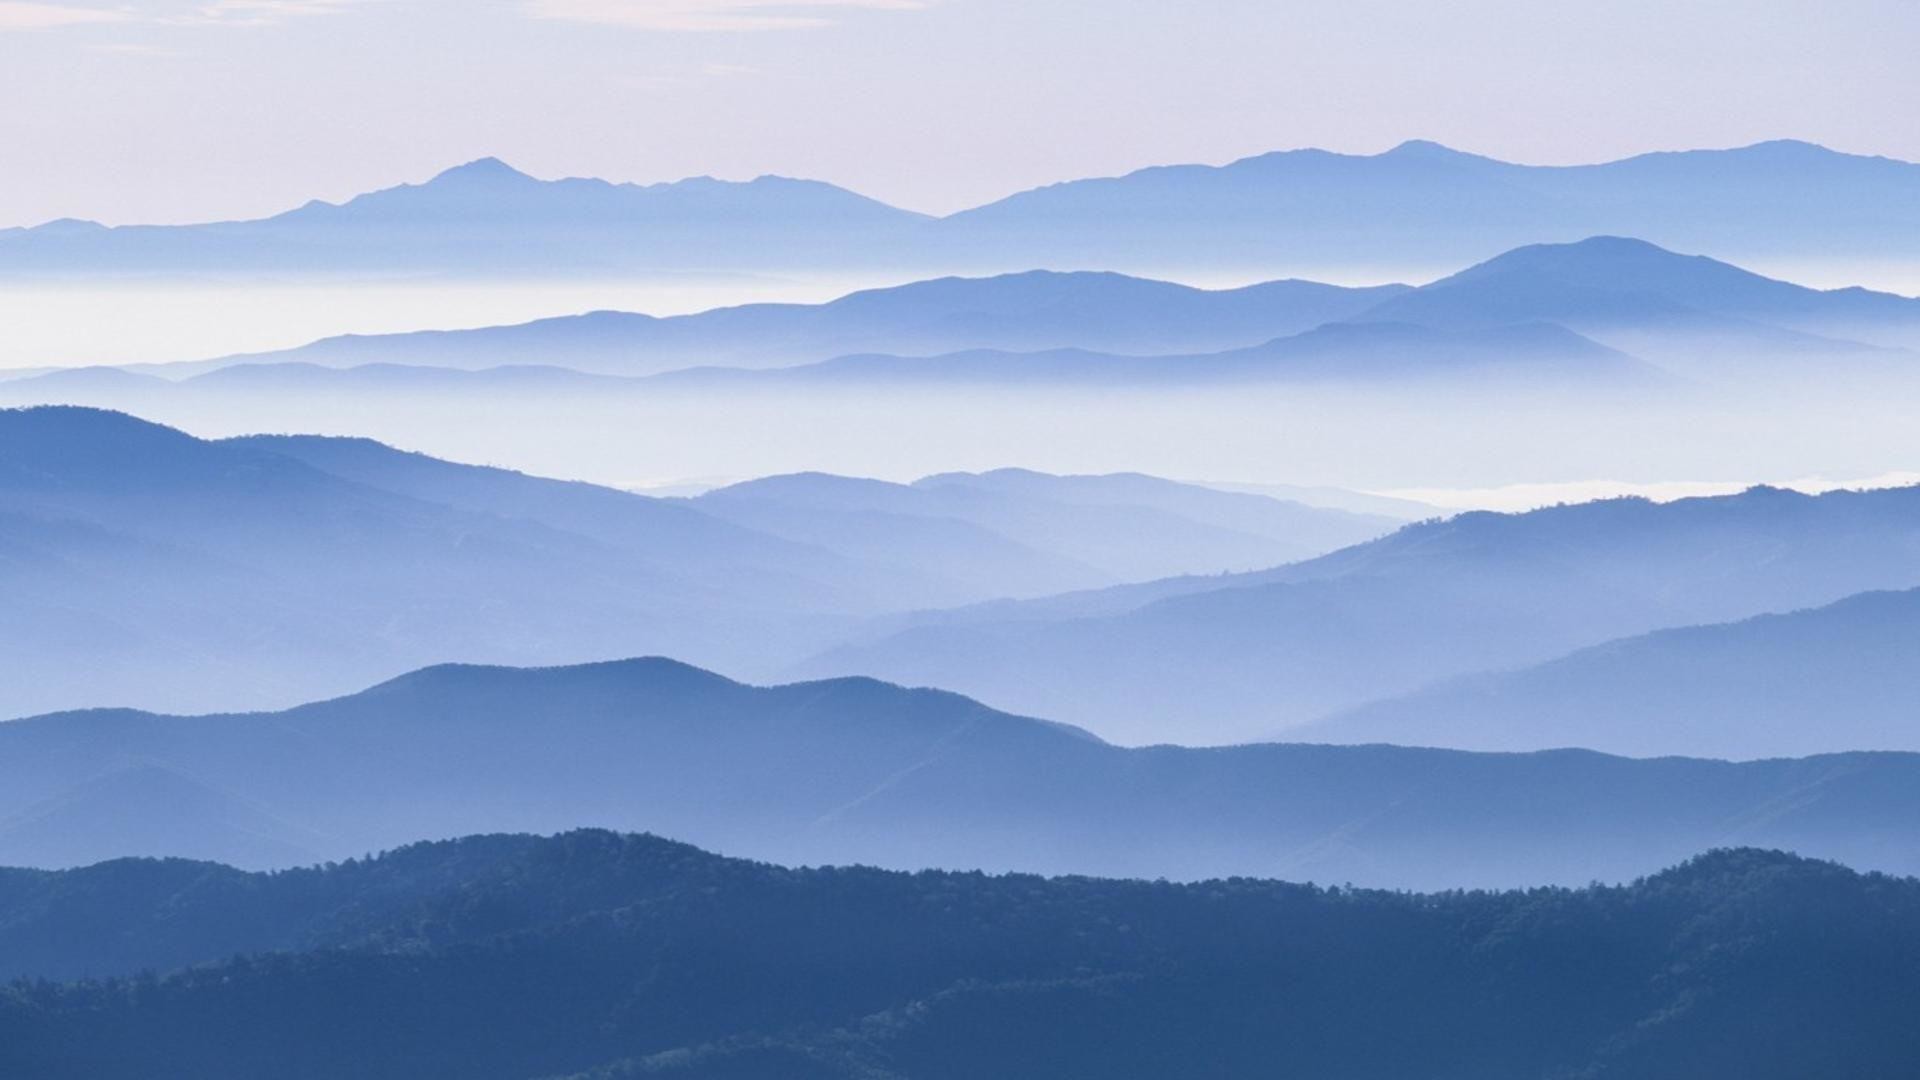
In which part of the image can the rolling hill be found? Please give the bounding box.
[168,270,1410,377]
[807,484,1920,744]
[1344,235,1920,363]
[4,657,1920,889]
[677,320,1648,387]
[685,469,1393,585]
[0,407,1381,717]
[0,405,928,718]
[1298,586,1920,759]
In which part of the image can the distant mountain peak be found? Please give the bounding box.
[426,157,537,185]
[369,655,728,692]
[347,657,751,710]
[27,217,109,234]
[1435,235,1730,285]
[1381,139,1471,159]
[1558,234,1671,253]
[1728,138,1840,157]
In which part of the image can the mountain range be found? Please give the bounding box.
[0,322,1652,397]
[807,483,1920,745]
[683,470,1390,586]
[4,140,1918,278]
[155,270,1413,377]
[0,407,1380,718]
[0,157,920,276]
[940,139,1920,273]
[12,407,1920,756]
[1299,585,1920,759]
[5,656,1920,889]
[3,834,1917,1080]
[5,238,1909,398]
[660,320,1648,388]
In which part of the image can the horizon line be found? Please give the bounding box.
[3,136,1911,234]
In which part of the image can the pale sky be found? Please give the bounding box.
[2,0,1916,227]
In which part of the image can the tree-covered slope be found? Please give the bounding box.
[0,832,1915,1080]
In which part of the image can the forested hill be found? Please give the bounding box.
[2,831,1917,1080]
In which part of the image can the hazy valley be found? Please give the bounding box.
[5,12,1919,1068]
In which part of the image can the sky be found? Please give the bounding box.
[1,0,1916,227]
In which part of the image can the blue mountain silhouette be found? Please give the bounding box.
[5,141,1917,276]
[5,656,1920,891]
[808,484,1920,745]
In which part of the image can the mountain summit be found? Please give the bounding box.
[425,156,539,185]
[4,142,1917,276]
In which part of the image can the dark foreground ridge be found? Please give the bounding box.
[0,831,1915,1079]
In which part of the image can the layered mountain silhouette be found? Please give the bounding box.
[5,657,1920,889]
[5,239,1907,405]
[1347,236,1920,367]
[685,470,1391,587]
[165,270,1411,377]
[0,157,923,275]
[3,834,1917,1080]
[0,407,1373,717]
[659,320,1648,388]
[1371,236,1920,336]
[940,139,1920,272]
[5,321,1643,397]
[1299,586,1920,759]
[4,141,1918,277]
[15,237,1891,391]
[0,405,859,717]
[808,484,1920,745]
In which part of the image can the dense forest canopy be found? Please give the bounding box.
[2,831,1916,1080]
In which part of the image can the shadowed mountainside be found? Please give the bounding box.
[4,657,1920,889]
[806,483,1920,745]
[685,468,1393,584]
[0,407,1380,718]
[1298,585,1920,759]
[1,835,1917,1079]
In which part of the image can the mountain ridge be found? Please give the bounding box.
[6,140,1919,276]
[3,831,1916,1080]
[0,406,1392,718]
[5,655,1920,890]
[805,482,1920,744]
[151,269,1414,377]
[31,237,1896,386]
[1297,584,1920,758]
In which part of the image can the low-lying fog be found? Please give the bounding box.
[5,377,1917,501]
[8,256,1916,372]
[0,274,904,370]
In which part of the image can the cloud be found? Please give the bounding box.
[0,0,385,31]
[87,38,181,52]
[192,0,376,21]
[177,0,384,25]
[525,0,925,33]
[0,2,132,29]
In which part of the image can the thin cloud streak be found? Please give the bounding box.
[168,0,387,25]
[0,0,384,31]
[0,2,131,28]
[525,0,925,33]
